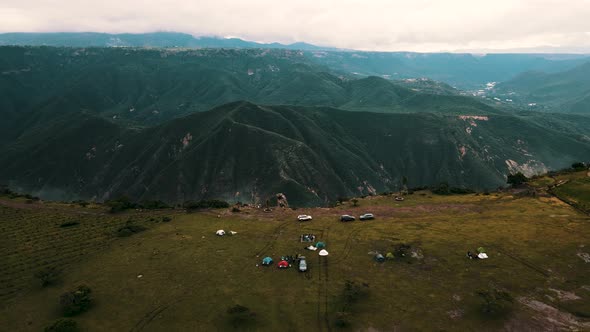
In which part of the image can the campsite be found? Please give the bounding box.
[1,172,590,331]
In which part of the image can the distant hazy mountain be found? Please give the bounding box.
[493,61,590,113]
[307,51,590,89]
[2,33,589,89]
[0,46,497,133]
[0,32,336,51]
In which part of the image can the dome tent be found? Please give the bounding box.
[319,249,329,256]
[278,260,289,268]
[262,257,273,265]
[375,254,385,262]
[316,241,326,249]
[216,230,225,236]
[386,252,395,260]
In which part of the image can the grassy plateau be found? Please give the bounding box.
[0,173,589,331]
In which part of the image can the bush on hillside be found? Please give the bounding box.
[44,319,80,332]
[351,198,359,207]
[507,172,528,186]
[116,224,147,237]
[226,304,257,328]
[184,199,230,210]
[105,196,136,213]
[476,288,514,318]
[139,200,170,209]
[572,162,587,170]
[59,285,92,316]
[34,266,60,287]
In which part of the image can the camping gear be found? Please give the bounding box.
[478,253,489,259]
[215,230,225,236]
[229,231,237,235]
[386,252,395,260]
[477,247,486,254]
[278,260,289,268]
[375,254,385,262]
[319,249,329,256]
[306,245,317,251]
[316,241,326,249]
[262,257,273,265]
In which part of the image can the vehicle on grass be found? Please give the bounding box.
[359,213,375,220]
[340,214,355,222]
[299,256,307,272]
[297,214,312,221]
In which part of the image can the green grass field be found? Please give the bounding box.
[1,184,589,331]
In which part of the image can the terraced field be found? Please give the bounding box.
[0,187,589,331]
[0,200,170,305]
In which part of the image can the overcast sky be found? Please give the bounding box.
[2,0,590,52]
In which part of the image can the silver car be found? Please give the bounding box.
[299,256,307,272]
[359,213,375,221]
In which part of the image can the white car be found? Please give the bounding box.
[359,213,375,221]
[297,214,313,221]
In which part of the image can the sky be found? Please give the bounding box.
[1,0,590,52]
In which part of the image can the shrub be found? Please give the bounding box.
[476,288,514,318]
[507,172,528,186]
[117,224,147,237]
[184,199,230,211]
[351,198,359,207]
[226,304,256,328]
[35,267,60,287]
[59,285,92,316]
[432,182,450,195]
[105,196,136,213]
[334,311,351,328]
[139,200,170,209]
[60,221,80,228]
[572,162,587,170]
[162,216,172,223]
[231,207,241,213]
[44,319,80,332]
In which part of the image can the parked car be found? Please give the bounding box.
[297,214,313,221]
[340,214,355,222]
[359,213,375,220]
[299,256,307,272]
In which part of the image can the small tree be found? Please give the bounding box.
[35,266,60,287]
[507,172,528,186]
[227,304,256,328]
[351,198,359,207]
[60,285,92,316]
[572,162,587,170]
[476,288,514,318]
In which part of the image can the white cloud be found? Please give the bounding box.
[1,0,590,52]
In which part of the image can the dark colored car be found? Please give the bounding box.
[340,214,355,222]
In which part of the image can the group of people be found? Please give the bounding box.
[300,234,316,242]
[281,254,304,263]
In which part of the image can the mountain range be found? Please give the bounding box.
[2,32,590,89]
[1,45,590,206]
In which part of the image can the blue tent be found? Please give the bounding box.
[316,241,326,249]
[262,257,273,265]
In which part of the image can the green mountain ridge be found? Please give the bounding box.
[2,101,589,206]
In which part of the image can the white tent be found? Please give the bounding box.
[306,245,317,251]
[216,230,225,236]
[230,231,238,235]
[319,249,329,256]
[478,253,488,259]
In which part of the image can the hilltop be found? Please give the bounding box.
[0,171,589,331]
